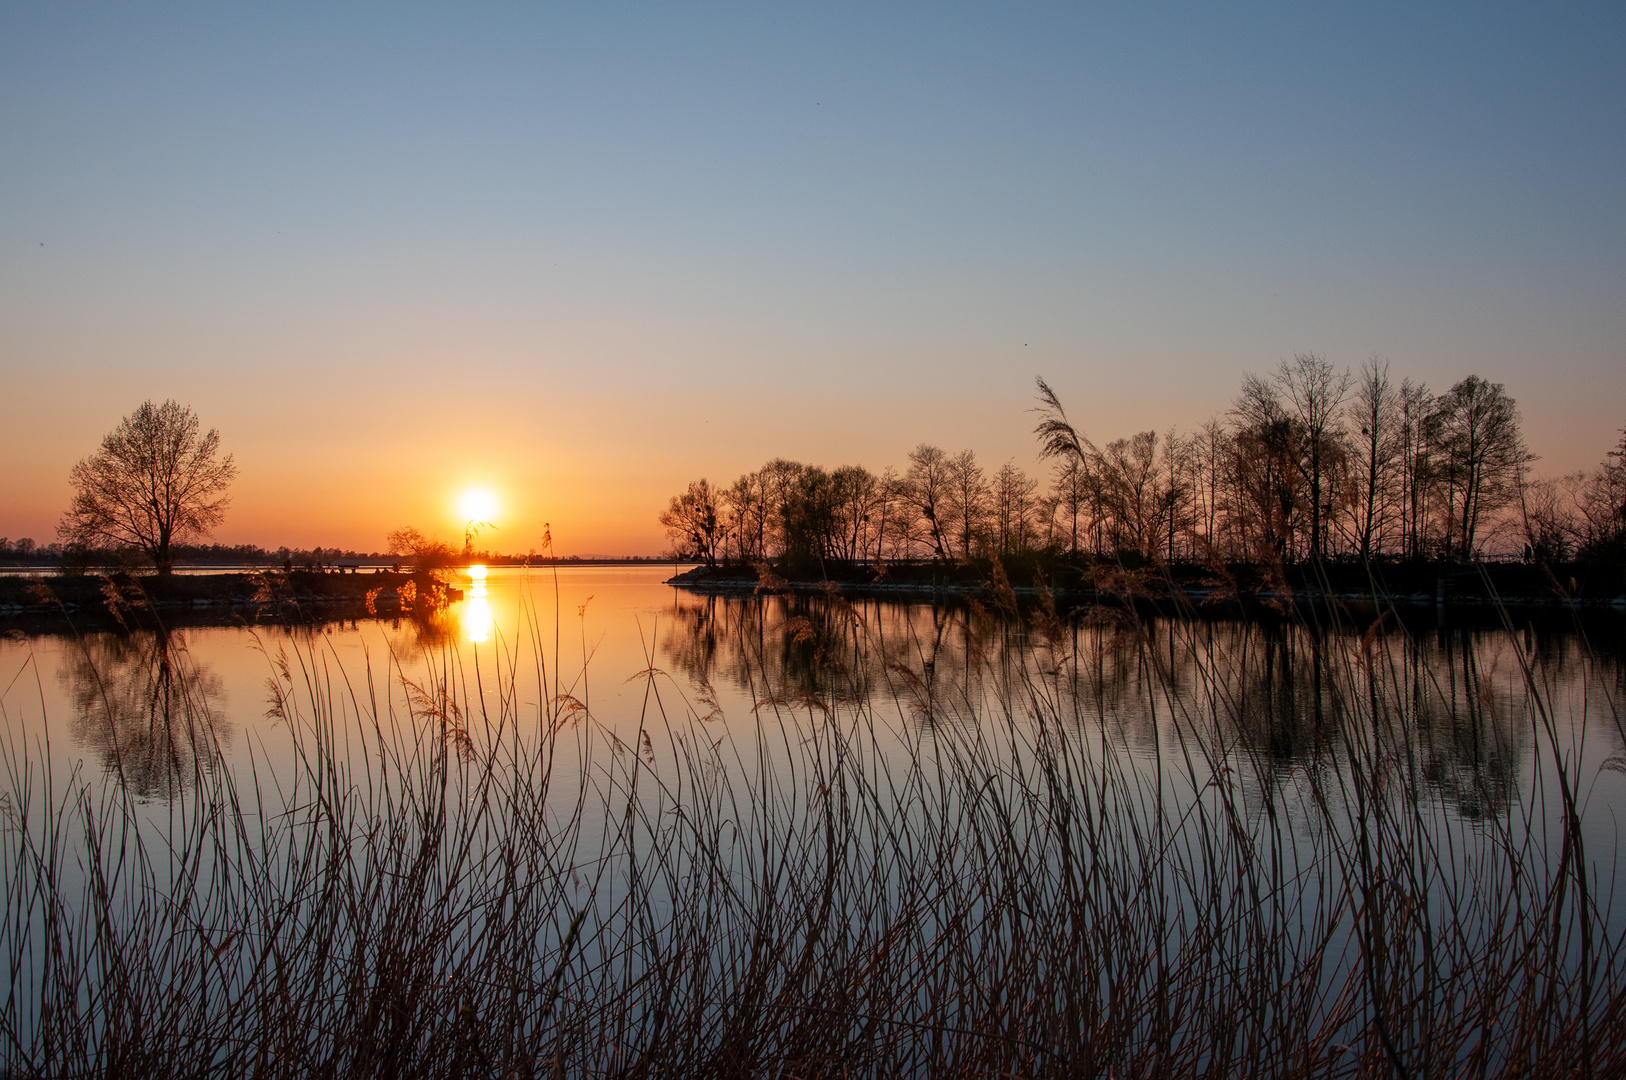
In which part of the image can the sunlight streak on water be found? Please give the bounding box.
[462,565,491,642]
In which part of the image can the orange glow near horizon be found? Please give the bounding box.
[182,460,678,556]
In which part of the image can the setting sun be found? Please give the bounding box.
[459,488,498,524]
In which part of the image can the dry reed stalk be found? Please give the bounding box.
[0,582,1621,1078]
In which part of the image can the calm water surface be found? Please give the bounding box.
[4,564,1625,871]
[6,564,1626,1072]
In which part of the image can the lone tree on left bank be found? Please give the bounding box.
[58,399,238,575]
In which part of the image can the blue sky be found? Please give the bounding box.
[3,3,1622,551]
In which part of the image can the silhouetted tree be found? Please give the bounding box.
[724,469,773,564]
[990,461,1038,555]
[870,467,905,563]
[781,466,839,574]
[1099,432,1162,557]
[1397,379,1436,560]
[1516,475,1576,563]
[828,464,883,564]
[385,527,460,569]
[903,444,953,562]
[1049,458,1089,555]
[1232,377,1305,563]
[1428,376,1528,558]
[660,479,727,566]
[1271,354,1350,561]
[58,400,237,575]
[1159,427,1192,562]
[672,366,1585,573]
[1346,357,1403,560]
[1575,425,1626,559]
[1190,419,1231,559]
[944,449,989,559]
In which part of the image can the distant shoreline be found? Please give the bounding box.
[666,560,1626,610]
[0,557,698,576]
[0,563,699,625]
[3,560,1621,627]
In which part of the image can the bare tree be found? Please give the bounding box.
[880,470,923,561]
[1231,376,1304,562]
[829,464,882,564]
[1397,379,1435,560]
[385,527,459,569]
[990,461,1038,555]
[869,466,902,563]
[1099,432,1161,558]
[1158,427,1191,562]
[659,479,727,566]
[724,470,770,564]
[944,449,989,559]
[1575,425,1626,558]
[1050,457,1089,556]
[759,459,806,558]
[1517,474,1579,563]
[1428,376,1528,558]
[1347,357,1403,560]
[59,400,237,574]
[1274,353,1351,561]
[902,444,953,562]
[781,466,840,574]
[1190,418,1231,559]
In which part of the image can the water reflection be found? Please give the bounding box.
[462,564,492,643]
[17,561,1618,827]
[659,594,1615,819]
[1412,628,1521,819]
[57,628,229,799]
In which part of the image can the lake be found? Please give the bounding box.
[4,564,1625,1076]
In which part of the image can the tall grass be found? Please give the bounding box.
[3,583,1624,1077]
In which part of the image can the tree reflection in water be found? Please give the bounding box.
[661,594,1574,818]
[59,629,229,799]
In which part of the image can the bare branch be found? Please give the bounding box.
[58,400,237,573]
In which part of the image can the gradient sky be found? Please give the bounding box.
[3,3,1623,555]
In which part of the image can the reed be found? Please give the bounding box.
[2,581,1622,1077]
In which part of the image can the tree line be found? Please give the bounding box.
[661,356,1626,571]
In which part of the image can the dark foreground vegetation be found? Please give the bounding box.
[3,575,1624,1077]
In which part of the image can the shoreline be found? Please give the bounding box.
[0,569,457,623]
[3,563,1621,629]
[665,561,1626,610]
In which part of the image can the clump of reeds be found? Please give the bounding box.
[2,582,1623,1078]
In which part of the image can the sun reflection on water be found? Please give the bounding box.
[462,565,491,643]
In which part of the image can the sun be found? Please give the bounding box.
[459,488,499,523]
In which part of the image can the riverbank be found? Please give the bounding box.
[0,569,460,625]
[668,558,1626,608]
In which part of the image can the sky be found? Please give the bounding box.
[3,3,1623,555]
